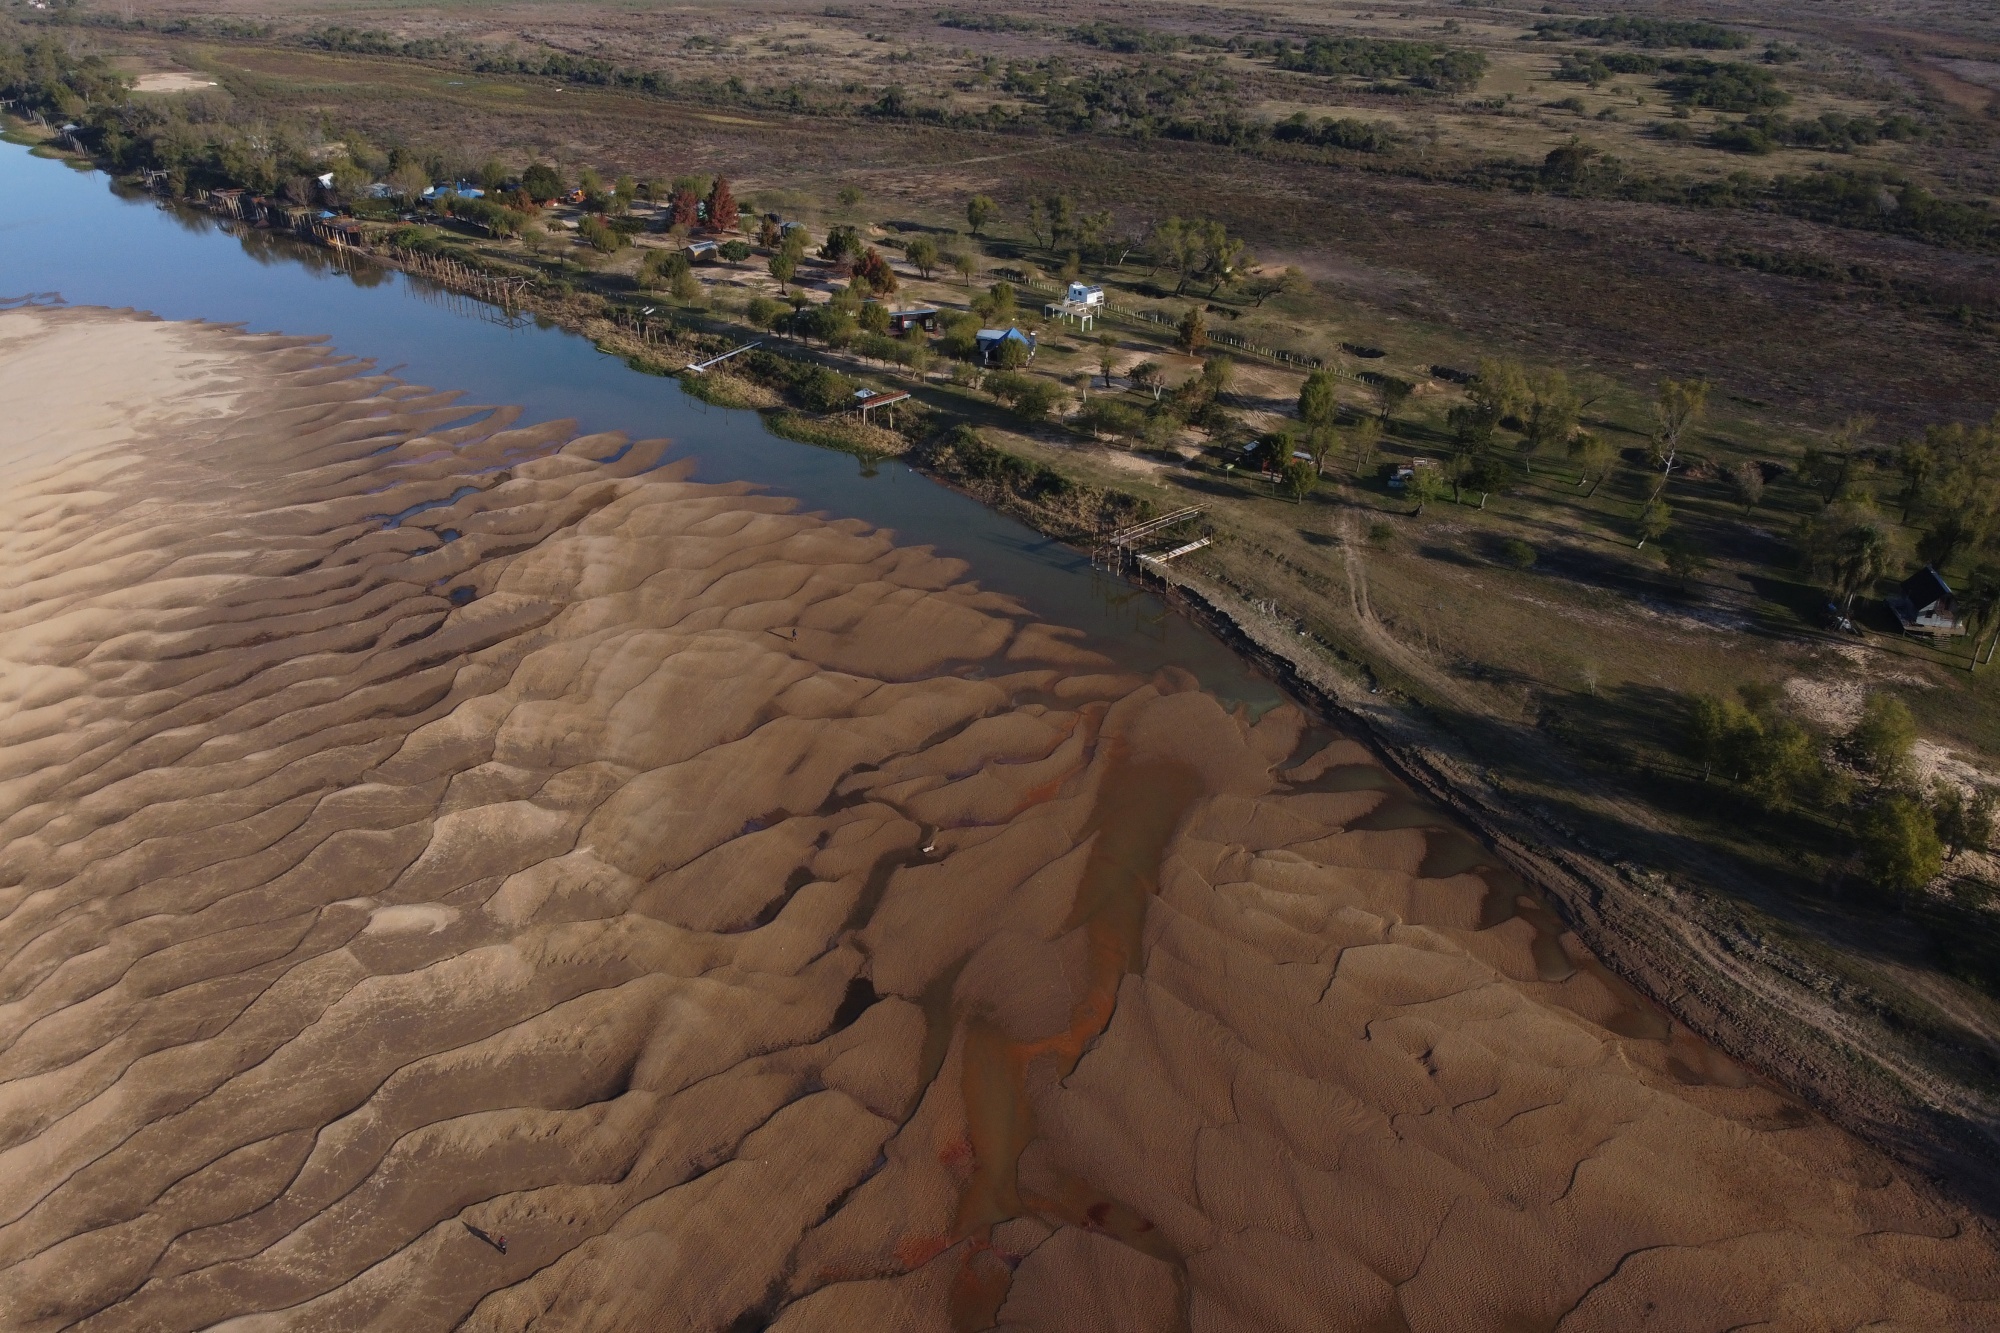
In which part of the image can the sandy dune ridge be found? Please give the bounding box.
[0,306,1995,1331]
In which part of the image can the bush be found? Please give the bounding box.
[985,371,1064,422]
[1848,694,1917,783]
[856,332,900,363]
[719,239,752,262]
[800,303,856,346]
[1499,538,1537,568]
[801,366,862,413]
[746,295,786,328]
[1858,794,1944,896]
[577,215,627,252]
[1078,398,1145,440]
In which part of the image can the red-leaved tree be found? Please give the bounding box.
[855,248,898,295]
[670,186,700,231]
[705,176,737,233]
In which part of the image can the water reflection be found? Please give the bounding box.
[0,141,1279,710]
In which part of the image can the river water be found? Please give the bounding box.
[0,141,1282,710]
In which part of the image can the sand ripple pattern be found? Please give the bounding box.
[0,308,1996,1331]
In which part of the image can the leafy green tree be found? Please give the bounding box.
[1347,416,1382,479]
[1097,333,1119,387]
[1848,694,1917,785]
[837,184,864,209]
[1200,355,1232,397]
[1636,498,1672,550]
[973,281,1016,323]
[1569,430,1616,496]
[577,215,625,252]
[1521,368,1579,474]
[1660,530,1708,591]
[1298,368,1340,434]
[477,158,509,193]
[948,249,977,287]
[1687,693,1741,780]
[768,249,797,294]
[670,266,703,306]
[1461,450,1520,509]
[1961,565,2000,671]
[858,300,892,334]
[966,195,995,235]
[1280,458,1319,504]
[1471,358,1529,422]
[1248,266,1306,307]
[803,366,861,412]
[906,235,939,279]
[719,239,752,263]
[1200,221,1248,296]
[1650,377,1710,476]
[1933,783,1996,857]
[1303,425,1339,478]
[1858,794,1944,897]
[1077,397,1144,441]
[995,336,1031,371]
[1129,361,1166,402]
[1908,414,2000,573]
[1897,436,1934,521]
[1150,217,1204,295]
[520,162,564,202]
[1799,502,1897,613]
[1406,463,1447,515]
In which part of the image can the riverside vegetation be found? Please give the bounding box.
[9,0,2000,1206]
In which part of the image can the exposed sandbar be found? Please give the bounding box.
[0,307,1995,1331]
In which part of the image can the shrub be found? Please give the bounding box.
[1858,794,1944,896]
[1499,538,1537,568]
[1078,398,1145,440]
[578,215,627,252]
[802,366,862,413]
[719,239,752,262]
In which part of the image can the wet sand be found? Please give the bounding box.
[1,306,1996,1331]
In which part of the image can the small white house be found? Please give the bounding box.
[1066,282,1105,307]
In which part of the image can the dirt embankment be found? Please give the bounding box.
[2,307,1997,1331]
[1146,558,2000,1219]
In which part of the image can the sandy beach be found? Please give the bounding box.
[1,306,1995,1331]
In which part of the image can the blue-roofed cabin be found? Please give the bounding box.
[975,327,1037,364]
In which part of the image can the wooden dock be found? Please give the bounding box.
[683,341,762,375]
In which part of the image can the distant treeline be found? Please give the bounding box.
[1691,109,1924,155]
[1531,16,1748,51]
[1268,36,1489,93]
[5,21,1995,256]
[1556,51,1790,111]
